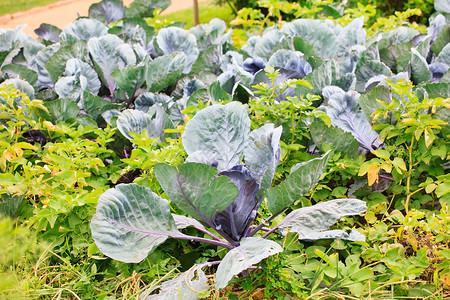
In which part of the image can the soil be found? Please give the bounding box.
[0,0,207,37]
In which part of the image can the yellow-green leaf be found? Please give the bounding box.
[372,149,390,160]
[367,164,381,186]
[425,183,437,194]
[392,157,407,173]
[424,128,435,148]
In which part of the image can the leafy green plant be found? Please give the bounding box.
[90,102,366,297]
[359,79,449,213]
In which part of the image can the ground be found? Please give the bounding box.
[0,0,207,36]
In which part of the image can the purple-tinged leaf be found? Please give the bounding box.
[321,88,379,150]
[34,24,61,43]
[88,0,125,24]
[90,183,182,263]
[215,165,260,242]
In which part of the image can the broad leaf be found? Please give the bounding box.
[116,109,153,140]
[126,0,171,18]
[191,44,223,75]
[321,88,379,150]
[88,34,137,97]
[60,19,108,44]
[89,0,125,24]
[145,52,186,92]
[436,43,450,65]
[154,163,239,223]
[215,237,282,289]
[90,183,181,263]
[30,43,59,90]
[54,58,101,105]
[2,64,38,87]
[111,64,145,100]
[34,23,61,43]
[420,82,450,99]
[432,24,450,56]
[435,0,450,13]
[267,49,312,78]
[296,229,366,241]
[293,37,317,57]
[156,27,199,73]
[266,150,332,215]
[45,45,74,84]
[208,81,232,102]
[142,263,210,300]
[410,48,432,85]
[355,61,392,92]
[358,85,394,125]
[278,198,366,240]
[253,30,285,59]
[34,98,79,123]
[135,92,172,112]
[244,124,282,191]
[83,92,119,123]
[190,18,230,51]
[310,122,359,157]
[281,19,339,58]
[108,17,155,48]
[182,102,250,171]
[379,43,412,73]
[298,59,339,95]
[0,193,25,218]
[377,27,420,49]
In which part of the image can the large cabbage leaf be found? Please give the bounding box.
[87,34,136,97]
[60,19,108,44]
[90,183,182,263]
[126,0,170,18]
[154,163,239,223]
[277,198,367,241]
[266,150,332,215]
[281,19,339,58]
[310,122,360,157]
[215,237,282,289]
[142,263,210,300]
[182,102,250,171]
[190,18,231,51]
[321,87,379,150]
[54,58,101,106]
[116,106,173,140]
[156,27,199,73]
[145,52,186,92]
[244,124,282,191]
[34,24,61,43]
[88,0,125,24]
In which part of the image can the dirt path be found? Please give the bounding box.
[0,0,207,37]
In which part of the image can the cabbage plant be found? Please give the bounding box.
[90,102,366,297]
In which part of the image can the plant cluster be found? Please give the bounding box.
[0,0,449,298]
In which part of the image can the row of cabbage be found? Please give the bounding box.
[0,0,449,156]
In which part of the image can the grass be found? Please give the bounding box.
[162,2,234,28]
[0,0,60,16]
